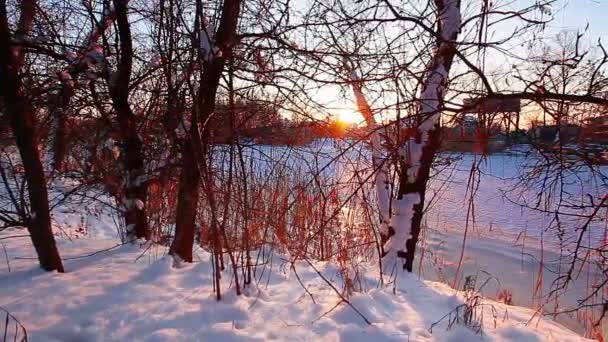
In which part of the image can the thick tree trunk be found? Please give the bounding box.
[169,0,241,262]
[110,0,149,240]
[118,120,150,240]
[382,0,461,273]
[399,126,441,272]
[7,106,65,272]
[0,0,64,272]
[169,136,200,262]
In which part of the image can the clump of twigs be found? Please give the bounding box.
[429,274,498,336]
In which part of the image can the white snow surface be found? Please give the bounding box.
[0,145,600,341]
[0,230,589,341]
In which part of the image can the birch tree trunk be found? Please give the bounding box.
[0,0,64,272]
[344,61,392,243]
[382,0,462,273]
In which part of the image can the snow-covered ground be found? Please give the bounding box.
[0,143,603,341]
[0,230,590,341]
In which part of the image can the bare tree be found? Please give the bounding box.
[165,0,242,263]
[0,0,64,272]
[104,0,151,240]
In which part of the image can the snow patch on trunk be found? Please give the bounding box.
[383,193,421,273]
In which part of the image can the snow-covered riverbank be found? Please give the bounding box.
[0,231,591,341]
[0,143,604,340]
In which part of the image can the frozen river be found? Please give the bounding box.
[411,150,605,335]
[242,140,607,335]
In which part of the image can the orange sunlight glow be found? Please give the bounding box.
[336,108,364,125]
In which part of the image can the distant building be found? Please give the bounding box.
[443,117,504,153]
[440,98,522,153]
[581,115,608,144]
[528,124,581,145]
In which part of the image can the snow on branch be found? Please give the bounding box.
[199,16,217,62]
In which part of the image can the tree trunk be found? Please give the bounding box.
[344,61,392,242]
[50,80,73,172]
[399,126,441,272]
[0,0,64,272]
[8,107,64,272]
[169,135,200,262]
[169,0,241,262]
[382,0,461,273]
[118,123,150,240]
[110,0,149,240]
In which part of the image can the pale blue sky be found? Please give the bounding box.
[524,0,608,49]
[553,0,608,39]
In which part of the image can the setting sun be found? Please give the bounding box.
[336,108,364,125]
